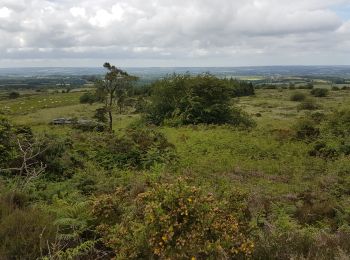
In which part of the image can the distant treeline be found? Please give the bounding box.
[0,76,89,89]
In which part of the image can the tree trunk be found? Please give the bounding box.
[108,92,114,131]
[108,110,113,131]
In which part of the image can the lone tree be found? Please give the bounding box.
[96,63,137,131]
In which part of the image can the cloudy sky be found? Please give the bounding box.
[0,0,350,67]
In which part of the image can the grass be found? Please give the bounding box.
[1,84,350,259]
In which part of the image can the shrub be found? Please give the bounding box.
[8,92,20,99]
[93,179,253,259]
[94,107,108,123]
[80,92,97,104]
[297,99,319,111]
[326,109,350,138]
[92,128,176,170]
[252,212,350,259]
[310,88,329,97]
[290,92,306,101]
[308,142,338,159]
[310,111,326,123]
[145,74,254,127]
[331,86,340,91]
[227,79,255,97]
[0,192,56,259]
[293,119,320,140]
[0,118,16,168]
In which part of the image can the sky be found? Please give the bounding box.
[0,0,350,67]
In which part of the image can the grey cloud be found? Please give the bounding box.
[0,0,349,66]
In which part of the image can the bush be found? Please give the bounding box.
[331,86,340,91]
[310,111,326,123]
[310,88,329,97]
[0,192,56,259]
[8,92,20,99]
[145,74,255,127]
[252,212,350,259]
[80,92,97,104]
[290,92,306,101]
[308,142,338,159]
[94,107,108,123]
[326,109,350,138]
[93,179,253,259]
[91,128,176,170]
[0,118,16,168]
[293,119,320,140]
[297,99,319,111]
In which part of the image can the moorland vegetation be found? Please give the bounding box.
[0,64,350,259]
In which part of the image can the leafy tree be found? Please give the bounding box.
[145,74,255,127]
[95,63,138,131]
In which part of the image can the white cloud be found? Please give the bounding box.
[0,7,12,18]
[0,0,350,66]
[70,7,86,18]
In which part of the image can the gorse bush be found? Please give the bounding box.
[290,92,306,101]
[297,99,320,111]
[311,88,329,97]
[8,91,20,99]
[145,74,255,127]
[293,118,320,141]
[93,179,253,259]
[326,108,350,138]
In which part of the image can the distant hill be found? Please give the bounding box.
[1,66,350,78]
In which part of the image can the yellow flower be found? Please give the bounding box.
[191,257,196,260]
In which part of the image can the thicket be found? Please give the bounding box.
[311,88,329,97]
[93,178,253,259]
[79,92,97,104]
[297,99,320,111]
[290,92,306,101]
[145,74,255,127]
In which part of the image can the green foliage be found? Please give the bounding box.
[95,63,138,130]
[326,108,350,138]
[0,117,15,168]
[145,74,255,127]
[252,211,350,259]
[290,92,306,101]
[1,78,350,259]
[92,128,176,170]
[94,107,108,123]
[8,91,20,99]
[297,98,320,110]
[79,92,97,104]
[93,179,253,259]
[0,191,56,260]
[293,118,320,141]
[311,88,329,97]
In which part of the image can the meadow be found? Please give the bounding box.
[0,77,350,259]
